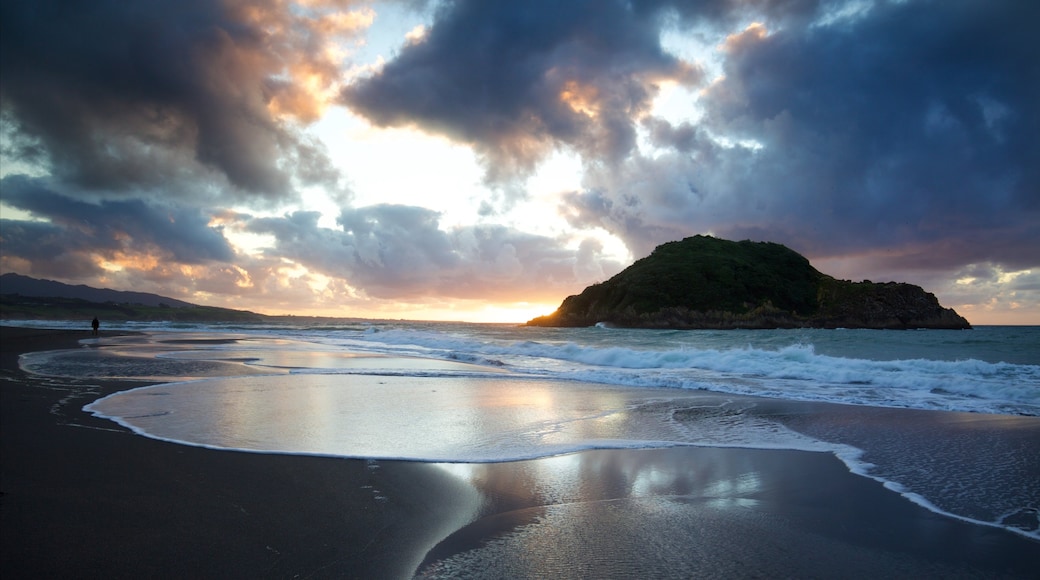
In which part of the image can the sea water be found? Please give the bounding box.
[11,319,1040,540]
[21,320,1037,414]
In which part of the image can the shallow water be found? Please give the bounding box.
[12,324,1040,541]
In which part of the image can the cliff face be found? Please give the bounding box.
[527,236,970,330]
[812,278,971,330]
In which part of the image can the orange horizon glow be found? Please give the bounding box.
[181,290,1040,326]
[223,301,561,324]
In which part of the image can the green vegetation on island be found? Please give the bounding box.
[527,236,970,330]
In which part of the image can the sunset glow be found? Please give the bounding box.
[1,1,1037,324]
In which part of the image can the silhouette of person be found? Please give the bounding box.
[91,316,100,336]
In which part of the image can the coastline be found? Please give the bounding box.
[0,327,478,578]
[2,326,1038,578]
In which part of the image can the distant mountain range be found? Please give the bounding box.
[0,273,263,322]
[0,273,195,307]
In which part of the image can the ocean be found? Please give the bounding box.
[11,319,1040,541]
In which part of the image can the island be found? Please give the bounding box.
[527,236,970,330]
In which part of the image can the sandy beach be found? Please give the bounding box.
[2,326,1037,578]
[1,327,476,578]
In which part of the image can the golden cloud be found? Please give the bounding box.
[720,22,769,54]
[232,1,376,123]
[560,80,601,118]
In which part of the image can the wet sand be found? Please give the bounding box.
[1,327,475,578]
[2,326,1037,578]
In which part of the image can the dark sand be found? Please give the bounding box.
[1,328,475,578]
[2,327,1037,579]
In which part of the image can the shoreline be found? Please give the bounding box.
[2,326,1038,578]
[1,327,477,578]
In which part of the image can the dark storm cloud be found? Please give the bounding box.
[246,204,620,300]
[343,0,701,181]
[0,220,104,279]
[345,0,1037,280]
[563,0,1040,274]
[342,0,837,182]
[0,175,235,267]
[0,0,351,203]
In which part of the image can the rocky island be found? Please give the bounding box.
[527,236,970,330]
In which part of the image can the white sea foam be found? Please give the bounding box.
[318,327,1040,416]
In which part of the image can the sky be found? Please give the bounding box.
[1,0,1038,324]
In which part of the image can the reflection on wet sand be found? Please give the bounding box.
[418,446,1031,578]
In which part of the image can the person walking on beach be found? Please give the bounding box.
[91,316,100,336]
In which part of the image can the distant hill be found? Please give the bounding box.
[1,273,195,308]
[0,273,264,322]
[527,236,971,330]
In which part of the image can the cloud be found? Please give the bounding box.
[246,204,623,300]
[0,175,235,273]
[932,263,1040,322]
[342,0,1038,281]
[342,0,701,183]
[0,0,364,204]
[0,173,622,310]
[557,0,1040,276]
[2,0,1037,322]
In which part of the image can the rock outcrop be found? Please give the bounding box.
[527,236,970,330]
